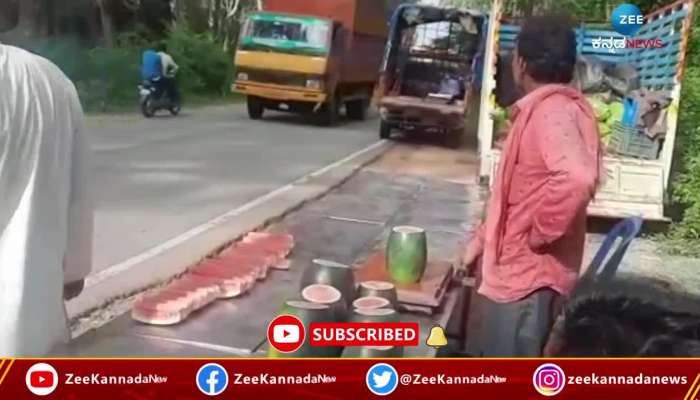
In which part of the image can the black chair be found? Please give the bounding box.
[582,216,644,283]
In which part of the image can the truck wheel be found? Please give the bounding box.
[247,96,264,120]
[346,99,368,120]
[379,120,392,139]
[317,95,339,126]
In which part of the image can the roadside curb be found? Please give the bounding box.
[67,140,392,322]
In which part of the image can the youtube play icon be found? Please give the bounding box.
[30,371,54,387]
[267,314,305,353]
[25,363,59,396]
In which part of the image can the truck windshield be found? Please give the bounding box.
[240,14,331,56]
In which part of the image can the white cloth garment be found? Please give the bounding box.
[0,44,93,357]
[159,52,178,78]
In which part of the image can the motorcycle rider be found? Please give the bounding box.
[158,43,180,103]
[141,43,179,103]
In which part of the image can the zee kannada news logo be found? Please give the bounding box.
[593,3,664,53]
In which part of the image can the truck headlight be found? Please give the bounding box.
[306,79,322,90]
[237,72,249,81]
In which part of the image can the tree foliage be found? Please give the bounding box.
[665,9,700,254]
[441,0,672,20]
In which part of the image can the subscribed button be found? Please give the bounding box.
[309,322,420,347]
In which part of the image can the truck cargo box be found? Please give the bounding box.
[263,0,388,84]
[478,0,695,220]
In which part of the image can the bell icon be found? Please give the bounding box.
[426,325,448,348]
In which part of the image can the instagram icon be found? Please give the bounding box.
[532,363,566,396]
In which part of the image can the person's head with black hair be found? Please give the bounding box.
[155,41,168,53]
[638,335,700,357]
[550,293,700,357]
[512,15,577,93]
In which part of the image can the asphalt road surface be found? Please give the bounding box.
[87,104,380,272]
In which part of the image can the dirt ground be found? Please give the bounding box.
[371,140,479,185]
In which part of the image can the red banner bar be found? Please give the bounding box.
[309,322,420,346]
[0,359,698,399]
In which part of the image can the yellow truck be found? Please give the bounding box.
[233,0,388,126]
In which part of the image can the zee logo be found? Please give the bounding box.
[611,3,644,36]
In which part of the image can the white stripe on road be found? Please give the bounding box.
[132,334,256,356]
[85,140,388,289]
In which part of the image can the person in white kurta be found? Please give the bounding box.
[0,44,93,357]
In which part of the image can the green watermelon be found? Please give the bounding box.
[386,226,427,284]
[358,281,398,308]
[267,300,332,359]
[350,308,398,324]
[300,259,356,307]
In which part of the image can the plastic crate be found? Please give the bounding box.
[608,122,661,160]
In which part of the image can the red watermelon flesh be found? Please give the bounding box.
[183,271,246,299]
[190,260,254,297]
[302,284,342,304]
[132,304,183,325]
[352,296,391,310]
[139,291,191,311]
[192,259,248,280]
[242,232,294,257]
[165,277,220,308]
[272,259,291,270]
[171,274,221,296]
[216,252,268,281]
[167,276,218,297]
[133,295,192,325]
[228,243,279,266]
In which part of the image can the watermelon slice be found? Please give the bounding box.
[216,252,268,281]
[190,260,253,298]
[132,304,183,325]
[272,259,291,271]
[352,296,391,310]
[302,284,342,305]
[242,232,294,258]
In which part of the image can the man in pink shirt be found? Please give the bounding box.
[463,15,602,357]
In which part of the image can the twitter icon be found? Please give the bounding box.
[365,363,399,396]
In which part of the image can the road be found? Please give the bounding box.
[87,104,381,273]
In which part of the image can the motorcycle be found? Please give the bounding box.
[138,79,181,118]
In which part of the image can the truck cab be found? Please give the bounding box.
[234,12,334,121]
[377,5,487,148]
[233,0,388,126]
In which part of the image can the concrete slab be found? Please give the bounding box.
[52,332,235,358]
[62,164,486,358]
[67,140,392,320]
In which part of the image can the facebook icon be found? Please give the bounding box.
[196,363,229,396]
